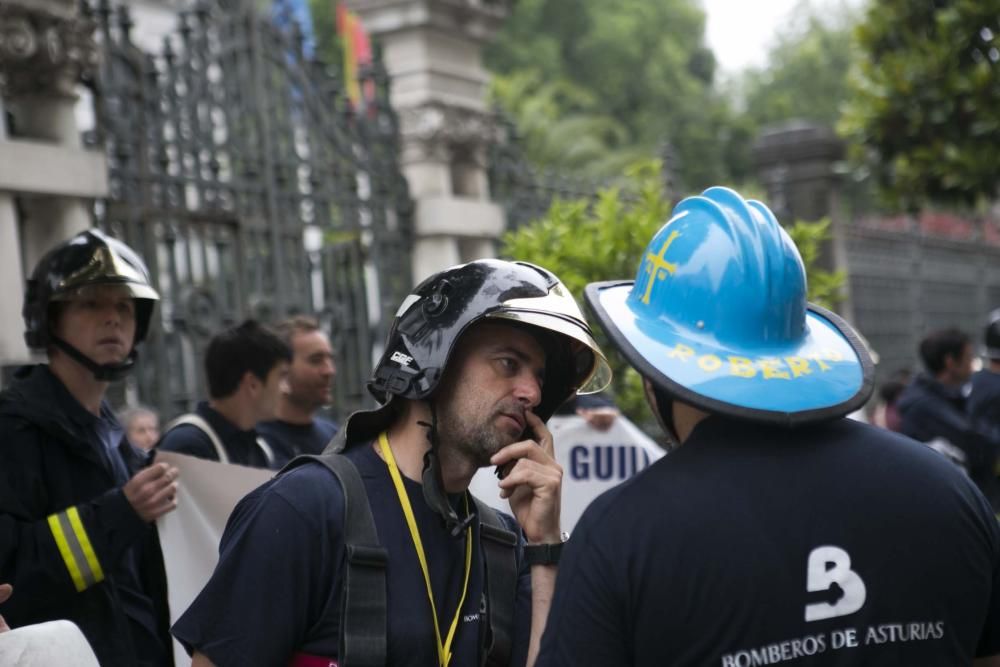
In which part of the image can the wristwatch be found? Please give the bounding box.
[523,532,569,566]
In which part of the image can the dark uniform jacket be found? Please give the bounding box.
[0,365,172,666]
[969,370,1000,436]
[898,372,1000,510]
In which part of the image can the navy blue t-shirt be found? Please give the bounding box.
[257,416,339,467]
[172,441,532,666]
[970,370,1000,433]
[537,416,1000,666]
[158,402,272,468]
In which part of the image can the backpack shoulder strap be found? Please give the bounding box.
[301,453,388,667]
[255,436,275,467]
[163,414,229,464]
[472,496,519,667]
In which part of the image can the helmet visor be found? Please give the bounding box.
[51,243,160,302]
[51,281,159,302]
[491,291,613,395]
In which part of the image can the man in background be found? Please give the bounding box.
[257,316,338,467]
[898,327,1000,507]
[159,320,290,468]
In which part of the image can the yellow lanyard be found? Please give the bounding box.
[378,432,473,667]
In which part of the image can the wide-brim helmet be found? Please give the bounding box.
[370,259,612,421]
[24,228,159,350]
[585,186,873,425]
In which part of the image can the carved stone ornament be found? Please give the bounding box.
[0,1,99,99]
[399,102,500,149]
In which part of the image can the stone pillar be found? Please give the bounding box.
[0,0,103,376]
[752,121,854,322]
[0,99,27,370]
[348,0,511,283]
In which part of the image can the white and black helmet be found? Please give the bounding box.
[370,258,612,420]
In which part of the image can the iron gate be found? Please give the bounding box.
[89,0,412,421]
[847,223,1000,380]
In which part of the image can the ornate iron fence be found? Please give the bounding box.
[845,214,1000,380]
[88,0,412,421]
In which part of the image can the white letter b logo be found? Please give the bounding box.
[804,545,866,622]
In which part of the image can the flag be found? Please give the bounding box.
[336,3,374,108]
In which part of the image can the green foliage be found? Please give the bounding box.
[489,72,644,177]
[787,218,846,310]
[716,3,860,184]
[487,0,866,191]
[739,4,859,129]
[501,162,846,429]
[485,0,739,190]
[501,161,670,427]
[307,0,346,75]
[839,0,1000,209]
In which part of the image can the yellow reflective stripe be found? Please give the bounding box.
[47,513,86,592]
[66,507,104,584]
[46,508,104,592]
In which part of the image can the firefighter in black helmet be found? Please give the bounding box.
[22,228,160,379]
[172,259,611,667]
[0,229,177,666]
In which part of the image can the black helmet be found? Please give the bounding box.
[23,229,159,380]
[370,258,611,421]
[985,309,1000,360]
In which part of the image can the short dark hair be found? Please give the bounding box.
[205,319,292,399]
[918,328,970,375]
[273,315,322,347]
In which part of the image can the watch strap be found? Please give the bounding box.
[523,541,564,566]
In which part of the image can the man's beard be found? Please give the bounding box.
[286,384,330,412]
[436,402,520,468]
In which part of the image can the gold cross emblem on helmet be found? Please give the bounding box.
[640,230,680,304]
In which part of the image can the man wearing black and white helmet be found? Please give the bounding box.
[173,259,611,667]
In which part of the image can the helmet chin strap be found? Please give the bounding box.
[649,383,682,453]
[51,336,136,382]
[417,401,476,538]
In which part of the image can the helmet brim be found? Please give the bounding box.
[489,307,613,396]
[50,280,160,303]
[585,280,874,425]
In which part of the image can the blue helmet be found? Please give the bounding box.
[585,186,873,425]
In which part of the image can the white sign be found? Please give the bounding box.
[155,451,274,667]
[469,414,665,533]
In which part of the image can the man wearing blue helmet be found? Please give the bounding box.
[536,188,1000,666]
